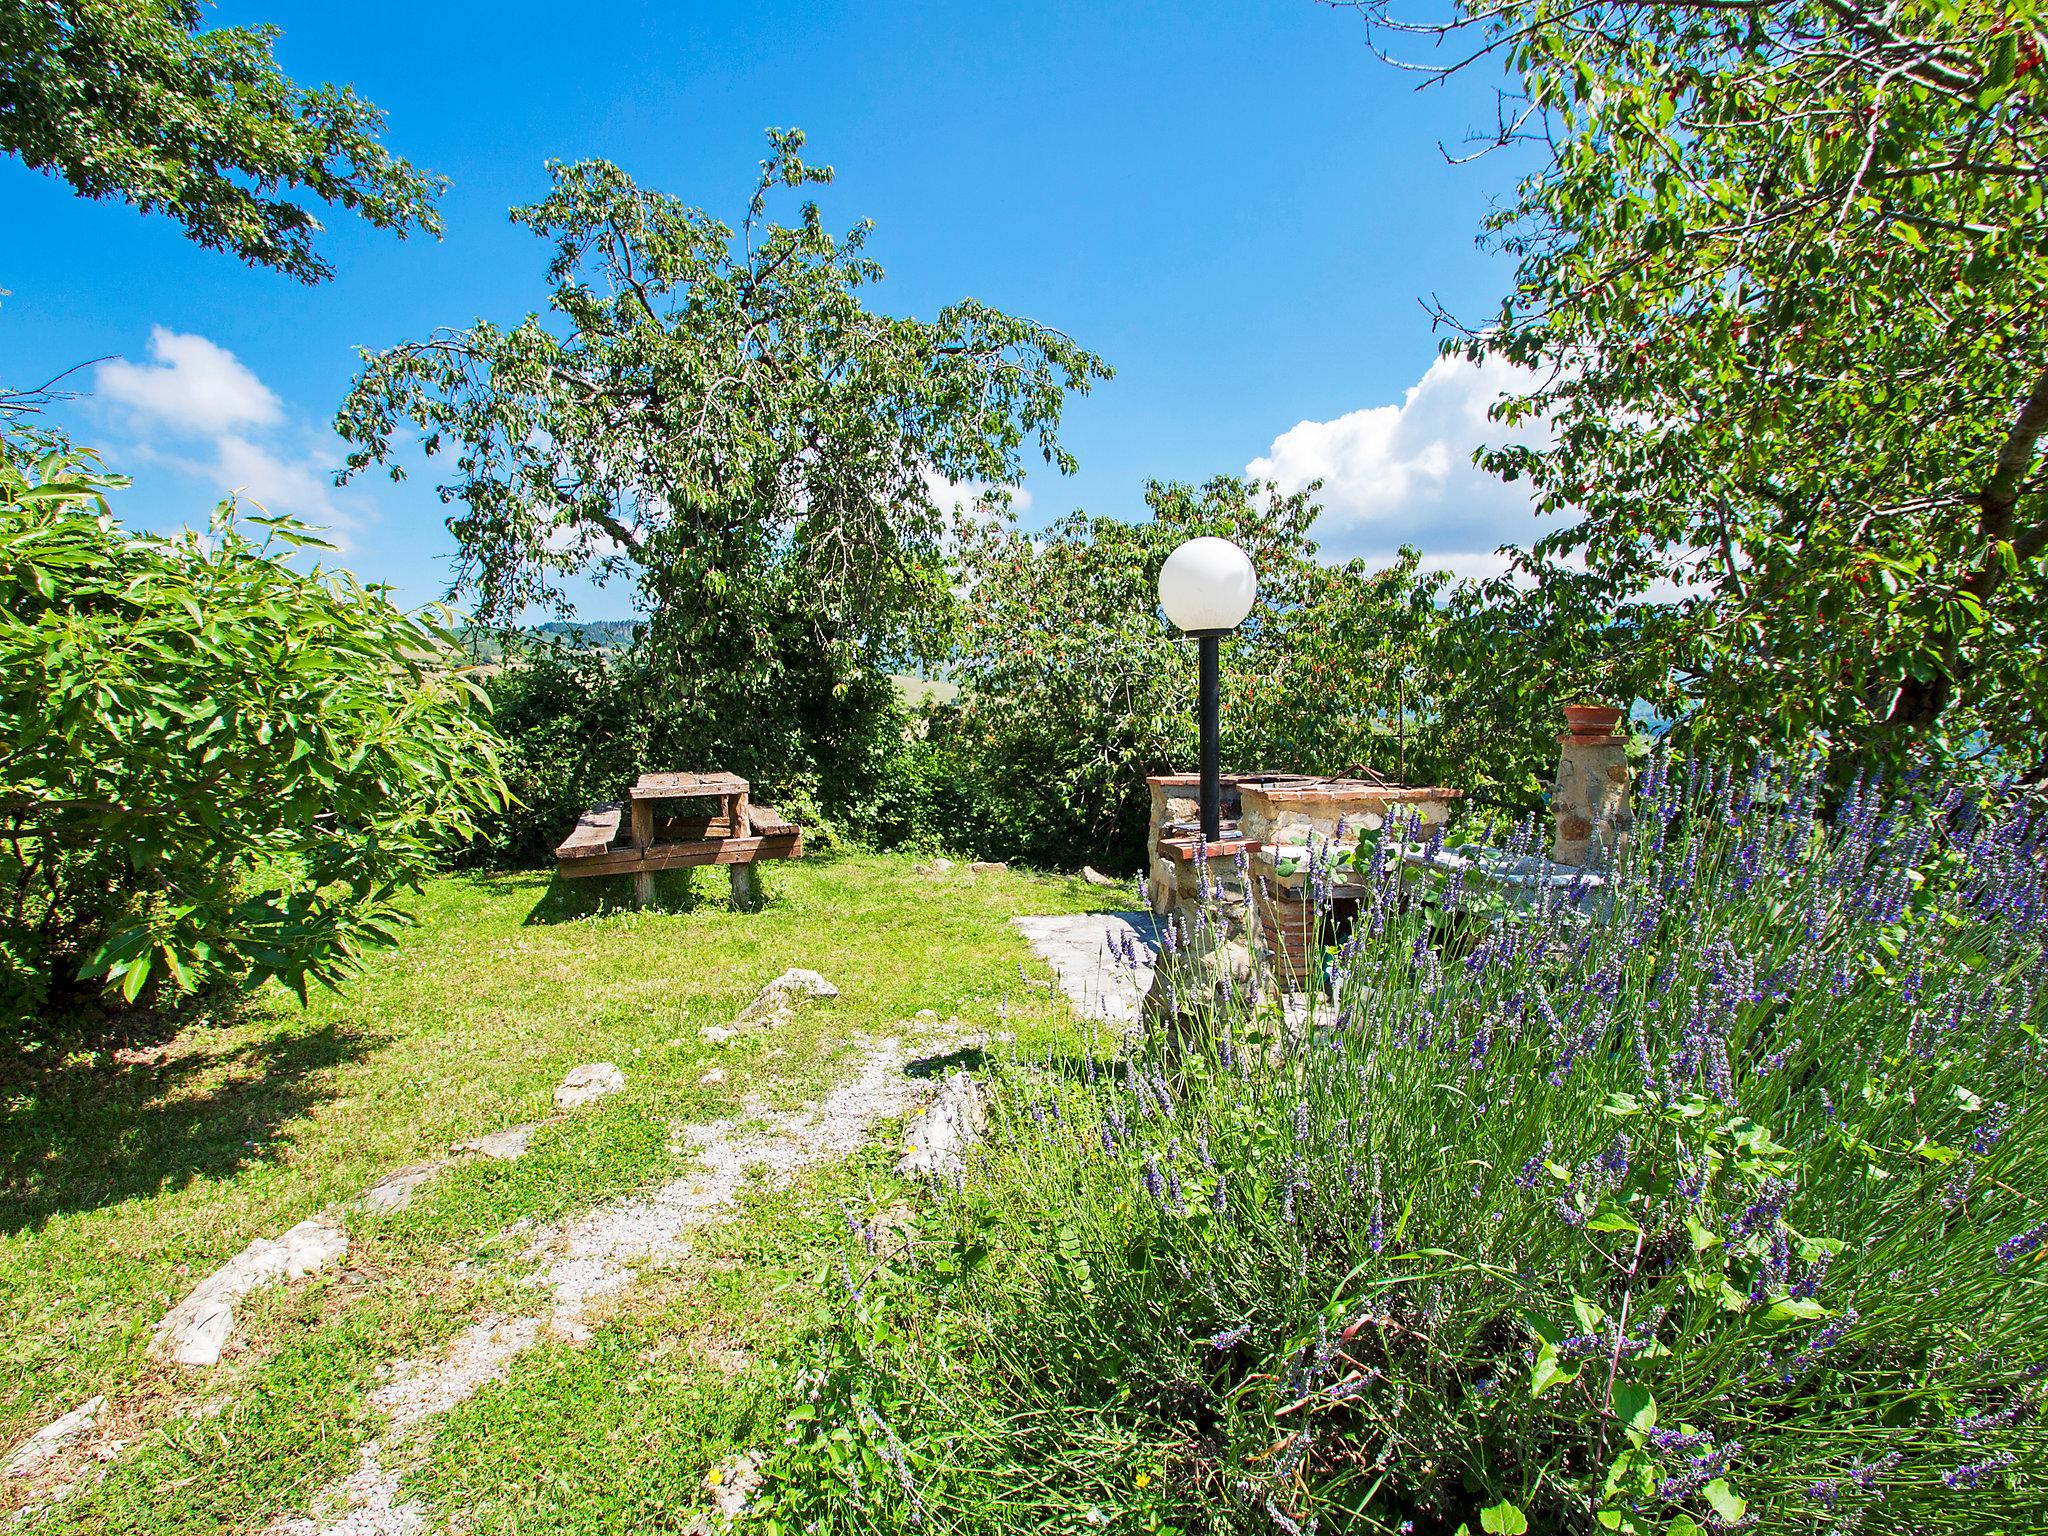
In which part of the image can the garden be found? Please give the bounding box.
[4,0,2047,1531]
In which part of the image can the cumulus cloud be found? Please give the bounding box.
[97,327,283,436]
[921,467,1032,522]
[1247,354,1558,579]
[95,328,364,546]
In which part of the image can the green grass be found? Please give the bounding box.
[0,850,1115,1529]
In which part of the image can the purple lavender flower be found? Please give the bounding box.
[1369,1162,1386,1254]
[1973,1102,2011,1156]
[1142,1157,1165,1203]
[1210,1323,1250,1349]
[1996,1219,2048,1272]
[1942,1451,2015,1489]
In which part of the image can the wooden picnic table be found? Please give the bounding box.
[552,771,803,907]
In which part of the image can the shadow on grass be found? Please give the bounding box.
[522,867,705,924]
[519,846,855,925]
[0,1019,382,1236]
[906,1045,988,1078]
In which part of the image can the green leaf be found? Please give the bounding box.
[1611,1382,1658,1437]
[1480,1502,1529,1535]
[1764,1297,1831,1322]
[1530,1350,1579,1397]
[1701,1480,1746,1523]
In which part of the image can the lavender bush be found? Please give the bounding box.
[774,755,2045,1533]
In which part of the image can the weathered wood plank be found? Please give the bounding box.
[746,804,798,837]
[629,772,749,801]
[554,832,803,878]
[554,802,624,859]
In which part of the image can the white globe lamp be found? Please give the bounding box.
[1157,536,1258,636]
[1157,536,1258,839]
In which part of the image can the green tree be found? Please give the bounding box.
[336,131,1107,824]
[0,0,441,283]
[1345,0,2048,776]
[337,131,1108,643]
[0,436,507,1020]
[921,476,1535,868]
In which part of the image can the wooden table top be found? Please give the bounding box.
[629,771,748,801]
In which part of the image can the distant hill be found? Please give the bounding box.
[458,620,638,662]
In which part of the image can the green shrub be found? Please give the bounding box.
[902,474,1655,873]
[0,438,507,1022]
[775,755,2046,1532]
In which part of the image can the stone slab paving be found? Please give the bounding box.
[1009,911,1160,1026]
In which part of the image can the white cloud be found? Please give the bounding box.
[211,434,346,528]
[1247,354,1558,579]
[921,467,1032,523]
[97,327,283,437]
[94,327,368,549]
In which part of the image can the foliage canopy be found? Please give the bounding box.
[0,0,442,282]
[1347,0,2048,776]
[338,130,1110,654]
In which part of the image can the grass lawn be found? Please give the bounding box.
[0,850,1113,1532]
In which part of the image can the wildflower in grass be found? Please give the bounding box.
[1210,1324,1250,1349]
[1973,1102,2012,1155]
[1730,1177,1794,1243]
[1782,1307,1859,1379]
[1274,1430,1310,1479]
[861,1405,924,1522]
[1942,1450,2015,1488]
[1294,1100,1310,1140]
[1789,1248,1832,1300]
[1601,1131,1631,1184]
[1167,1164,1186,1215]
[1995,1219,2048,1271]
[1213,1168,1229,1217]
[1848,1451,1903,1491]
[1369,1157,1386,1253]
[1955,1404,2021,1435]
[1143,1157,1165,1204]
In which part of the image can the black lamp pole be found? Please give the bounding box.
[1197,631,1222,840]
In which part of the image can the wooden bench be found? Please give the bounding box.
[553,772,803,907]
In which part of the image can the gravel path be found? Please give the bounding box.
[269,1031,962,1536]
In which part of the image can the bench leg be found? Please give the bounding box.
[633,870,657,908]
[729,863,760,911]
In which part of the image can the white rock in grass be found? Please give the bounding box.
[1081,866,1119,888]
[450,1123,539,1160]
[699,1025,737,1045]
[698,1069,727,1087]
[707,1449,765,1517]
[361,1160,450,1214]
[733,969,839,1030]
[553,1062,625,1110]
[895,1071,984,1178]
[966,860,1007,874]
[149,1217,349,1367]
[4,1395,105,1476]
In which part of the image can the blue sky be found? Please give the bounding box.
[1,0,1546,616]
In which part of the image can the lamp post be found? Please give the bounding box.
[1157,536,1258,840]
